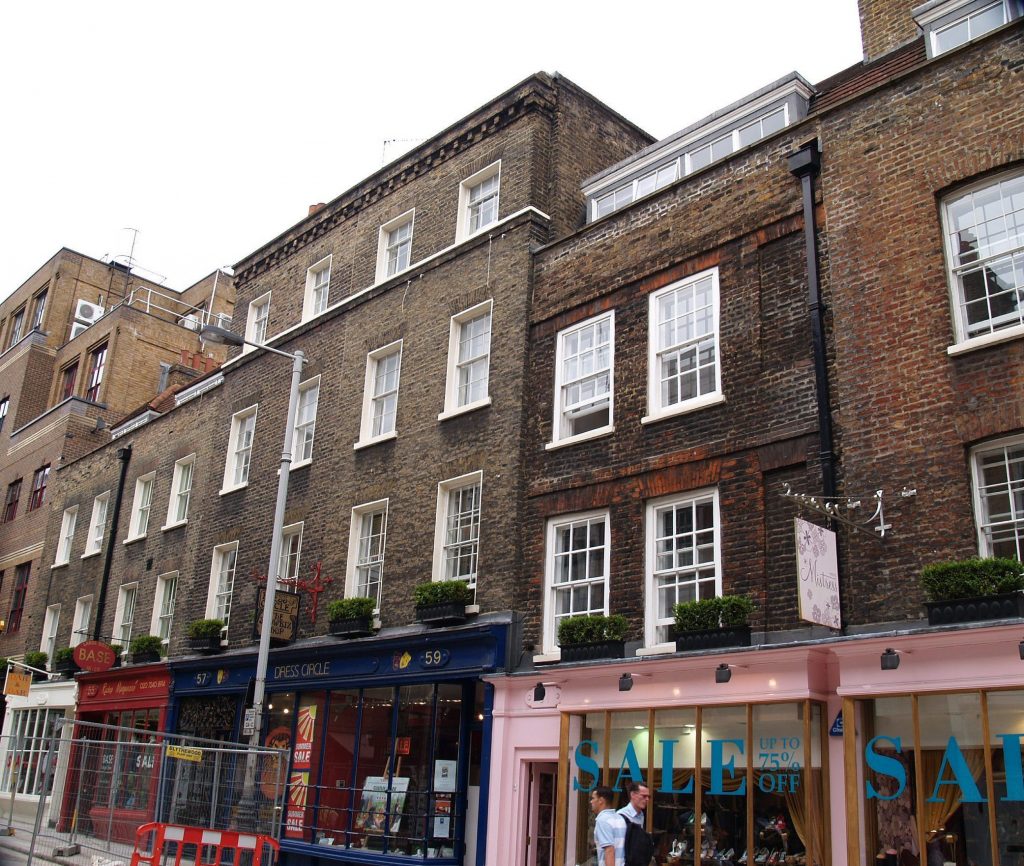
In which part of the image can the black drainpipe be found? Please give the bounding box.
[788,141,837,500]
[93,443,132,641]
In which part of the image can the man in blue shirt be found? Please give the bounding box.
[617,781,649,826]
[590,786,626,866]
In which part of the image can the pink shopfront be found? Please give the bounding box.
[485,624,1024,866]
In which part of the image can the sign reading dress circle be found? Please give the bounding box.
[73,640,117,672]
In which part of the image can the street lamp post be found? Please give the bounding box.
[200,325,306,800]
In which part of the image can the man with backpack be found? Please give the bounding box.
[618,782,656,866]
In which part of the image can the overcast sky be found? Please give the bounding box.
[0,1,863,299]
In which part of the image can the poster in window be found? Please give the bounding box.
[355,776,410,834]
[433,759,457,793]
[794,517,841,629]
[293,704,317,770]
[433,794,452,838]
[285,771,309,839]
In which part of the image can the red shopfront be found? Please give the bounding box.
[66,664,171,842]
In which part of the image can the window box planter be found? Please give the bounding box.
[924,591,1024,626]
[675,624,752,652]
[130,650,162,664]
[188,636,223,654]
[415,602,468,626]
[560,639,626,663]
[412,580,474,627]
[53,658,80,678]
[329,615,375,638]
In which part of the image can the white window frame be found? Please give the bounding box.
[293,376,320,467]
[221,405,258,494]
[84,491,109,557]
[542,510,611,656]
[942,169,1024,352]
[440,300,493,419]
[244,292,271,351]
[303,256,332,321]
[113,583,138,647]
[971,434,1024,560]
[163,455,195,529]
[277,522,304,584]
[125,473,155,542]
[643,488,722,651]
[41,604,60,663]
[54,506,78,566]
[206,541,239,639]
[432,471,483,593]
[644,268,724,423]
[548,311,615,448]
[355,341,402,449]
[150,571,179,646]
[920,0,1015,57]
[456,161,501,241]
[71,595,92,647]
[345,499,389,612]
[375,210,415,283]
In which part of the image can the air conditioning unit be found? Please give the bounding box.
[69,322,91,340]
[179,314,201,332]
[74,300,105,325]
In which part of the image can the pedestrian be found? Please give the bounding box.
[617,781,649,826]
[590,786,627,866]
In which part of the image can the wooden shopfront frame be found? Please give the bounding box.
[841,684,1024,866]
[555,698,831,866]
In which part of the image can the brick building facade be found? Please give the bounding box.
[9,2,1024,863]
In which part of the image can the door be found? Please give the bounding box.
[525,762,557,866]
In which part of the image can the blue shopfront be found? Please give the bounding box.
[168,616,511,866]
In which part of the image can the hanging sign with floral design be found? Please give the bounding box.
[794,517,840,629]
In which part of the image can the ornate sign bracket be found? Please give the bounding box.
[782,483,916,538]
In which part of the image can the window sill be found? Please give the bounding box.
[122,535,146,546]
[219,483,249,496]
[636,643,675,657]
[545,424,615,451]
[51,560,69,570]
[161,520,187,532]
[642,392,725,425]
[291,458,312,470]
[81,550,101,560]
[533,651,562,664]
[438,396,492,422]
[465,604,480,615]
[353,431,397,451]
[947,323,1024,356]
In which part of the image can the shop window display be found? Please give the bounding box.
[857,689,1024,866]
[562,701,825,866]
[265,682,470,858]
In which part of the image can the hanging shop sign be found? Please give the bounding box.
[3,670,30,697]
[253,587,300,644]
[73,640,117,672]
[794,517,840,629]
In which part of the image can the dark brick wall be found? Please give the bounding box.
[820,25,1024,624]
[859,0,921,61]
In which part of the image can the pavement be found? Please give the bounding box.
[0,815,132,866]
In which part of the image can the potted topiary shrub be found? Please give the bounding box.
[557,614,629,662]
[326,597,375,638]
[187,619,225,654]
[24,651,49,681]
[414,580,475,626]
[129,634,164,664]
[53,647,79,678]
[921,557,1024,625]
[673,595,755,652]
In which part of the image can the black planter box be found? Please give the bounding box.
[924,591,1024,626]
[53,660,79,678]
[130,650,162,664]
[674,625,752,652]
[188,636,223,654]
[329,616,374,638]
[415,602,468,626]
[560,639,625,663]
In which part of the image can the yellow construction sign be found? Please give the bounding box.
[166,745,203,763]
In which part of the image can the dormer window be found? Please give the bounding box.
[585,76,811,222]
[914,0,1020,58]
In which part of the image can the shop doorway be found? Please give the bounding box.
[525,762,557,866]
